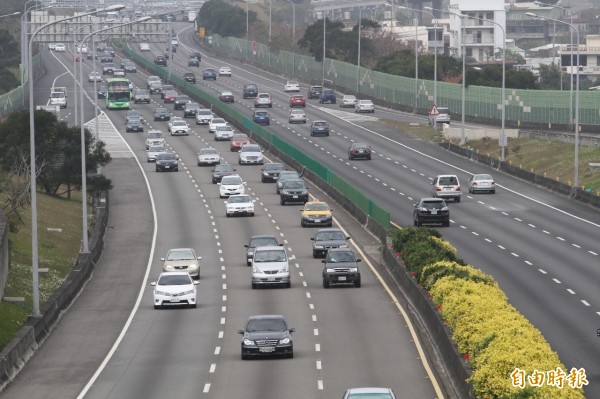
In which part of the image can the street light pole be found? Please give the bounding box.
[268,0,272,67]
[245,0,249,61]
[28,4,125,317]
[285,0,296,75]
[322,15,326,86]
[527,12,580,188]
[356,6,361,93]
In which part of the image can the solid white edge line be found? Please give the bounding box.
[77,111,158,399]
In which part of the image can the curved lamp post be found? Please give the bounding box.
[284,0,296,76]
[28,4,125,317]
[526,12,580,189]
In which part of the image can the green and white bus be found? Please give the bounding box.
[106,77,131,110]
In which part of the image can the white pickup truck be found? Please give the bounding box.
[49,87,67,109]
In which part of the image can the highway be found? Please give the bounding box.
[4,25,444,399]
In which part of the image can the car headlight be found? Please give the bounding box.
[182,289,195,295]
[243,339,255,345]
[441,206,449,211]
[314,245,324,249]
[350,268,358,272]
[279,337,291,344]
[339,244,349,248]
[326,268,335,273]
[189,264,198,269]
[252,267,260,273]
[165,265,173,270]
[155,290,168,296]
[280,266,289,273]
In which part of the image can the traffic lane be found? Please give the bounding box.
[3,158,154,399]
[83,148,225,398]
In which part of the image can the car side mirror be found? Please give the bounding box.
[150,282,156,286]
[597,329,600,337]
[197,257,202,260]
[194,281,199,285]
[357,259,362,262]
[160,257,165,261]
[244,244,249,248]
[321,260,326,263]
[310,238,315,241]
[289,328,295,333]
[237,329,244,335]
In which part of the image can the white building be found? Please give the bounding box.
[449,0,507,62]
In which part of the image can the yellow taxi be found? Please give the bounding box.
[300,201,333,227]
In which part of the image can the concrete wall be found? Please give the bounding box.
[442,124,519,141]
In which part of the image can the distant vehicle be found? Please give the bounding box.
[289,95,306,108]
[310,227,350,258]
[301,201,333,227]
[202,68,217,80]
[319,89,336,104]
[468,173,496,194]
[347,142,372,160]
[105,78,131,110]
[139,43,150,51]
[242,83,258,99]
[284,80,300,92]
[183,102,201,118]
[308,85,322,99]
[218,174,245,198]
[123,61,137,73]
[195,109,213,125]
[183,72,196,83]
[54,43,66,52]
[340,95,358,108]
[153,107,171,121]
[225,194,255,217]
[279,179,309,205]
[147,145,167,162]
[260,163,285,183]
[219,66,232,76]
[288,109,306,124]
[155,152,179,172]
[215,125,234,141]
[322,248,361,288]
[244,235,281,266]
[88,71,102,83]
[161,248,201,278]
[355,99,375,113]
[168,119,190,135]
[145,130,166,149]
[310,121,330,136]
[219,90,235,103]
[413,197,450,227]
[238,315,294,357]
[102,63,115,75]
[188,57,200,67]
[197,147,221,166]
[173,95,192,110]
[133,89,151,104]
[432,174,462,202]
[154,55,167,66]
[343,388,396,399]
[238,144,264,165]
[211,163,236,183]
[209,117,228,133]
[150,272,198,309]
[49,87,67,109]
[428,106,451,125]
[125,117,144,132]
[253,110,270,125]
[254,93,272,108]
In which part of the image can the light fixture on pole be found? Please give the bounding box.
[78,16,152,253]
[535,0,574,129]
[526,12,580,188]
[0,11,20,18]
[285,0,296,76]
[28,3,125,317]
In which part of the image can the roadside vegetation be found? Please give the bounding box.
[382,119,600,194]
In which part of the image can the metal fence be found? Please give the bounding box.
[0,54,43,120]
[123,46,390,229]
[209,35,600,130]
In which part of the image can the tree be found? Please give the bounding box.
[0,109,112,198]
[297,18,345,62]
[198,0,255,38]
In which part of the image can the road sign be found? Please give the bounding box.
[429,104,439,115]
[252,40,257,51]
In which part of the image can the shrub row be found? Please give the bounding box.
[390,227,585,399]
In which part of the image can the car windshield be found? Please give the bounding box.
[246,318,287,332]
[264,164,283,171]
[258,94,269,98]
[166,249,195,260]
[157,274,192,286]
[127,119,141,125]
[326,251,355,263]
[148,133,162,139]
[306,203,329,211]
[215,165,233,172]
[313,122,327,127]
[279,172,299,180]
[284,181,305,189]
[136,90,149,95]
[222,176,242,185]
[221,91,232,96]
[422,200,446,209]
[249,237,278,247]
[233,134,248,140]
[474,174,492,181]
[229,195,251,203]
[149,146,165,152]
[316,231,345,241]
[173,121,186,126]
[155,108,167,113]
[439,176,458,185]
[242,145,260,153]
[158,154,177,161]
[200,148,217,155]
[212,118,226,124]
[291,110,304,115]
[255,112,268,116]
[346,393,393,399]
[217,126,233,131]
[253,250,286,263]
[198,110,212,116]
[176,96,190,102]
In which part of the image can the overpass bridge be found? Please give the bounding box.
[310,0,444,23]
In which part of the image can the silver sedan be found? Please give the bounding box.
[197,147,221,166]
[468,174,496,194]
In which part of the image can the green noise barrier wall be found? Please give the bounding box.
[122,47,390,230]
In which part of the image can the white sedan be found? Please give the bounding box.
[54,43,66,52]
[218,174,245,197]
[340,95,358,108]
[168,119,190,135]
[284,80,300,92]
[219,66,232,77]
[139,43,150,51]
[355,99,375,113]
[196,109,214,125]
[197,147,221,166]
[288,109,307,124]
[238,144,264,165]
[208,117,228,133]
[151,271,198,309]
[215,125,234,141]
[225,194,255,217]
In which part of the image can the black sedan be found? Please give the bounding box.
[125,117,144,132]
[188,57,200,67]
[413,198,450,227]
[260,163,285,182]
[153,107,171,121]
[97,85,106,99]
[174,95,192,110]
[238,315,294,359]
[310,121,330,136]
[155,153,179,172]
[202,68,217,80]
[211,163,236,184]
[310,228,350,258]
[347,142,372,160]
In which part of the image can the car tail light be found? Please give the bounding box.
[456,186,461,191]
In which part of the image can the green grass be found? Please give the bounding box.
[0,191,83,350]
[381,119,600,194]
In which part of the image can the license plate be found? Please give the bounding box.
[169,297,179,302]
[444,187,451,191]
[267,277,275,281]
[165,165,170,168]
[431,210,437,215]
[358,150,364,153]
[259,347,275,353]
[338,276,346,281]
[314,219,321,223]
[293,195,298,198]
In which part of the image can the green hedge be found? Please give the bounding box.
[390,228,586,399]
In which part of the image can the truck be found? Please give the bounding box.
[49,87,67,109]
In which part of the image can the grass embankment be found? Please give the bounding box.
[0,192,82,350]
[382,120,600,194]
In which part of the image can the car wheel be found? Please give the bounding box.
[443,221,450,227]
[241,353,248,360]
[323,280,330,288]
[490,189,496,194]
[455,196,461,203]
[414,220,418,227]
[367,156,371,160]
[301,220,305,227]
[190,304,197,308]
[287,352,294,359]
[250,213,254,217]
[332,100,336,104]
[313,251,318,258]
[285,282,291,288]
[327,221,333,227]
[156,168,160,172]
[226,213,230,217]
[354,279,361,288]
[154,304,160,309]
[251,283,257,289]
[280,198,285,205]
[468,186,473,194]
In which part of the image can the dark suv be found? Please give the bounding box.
[310,228,350,258]
[211,163,236,183]
[319,89,336,104]
[154,55,167,66]
[308,85,323,99]
[244,235,281,266]
[260,163,285,183]
[242,83,258,99]
[322,248,361,288]
[174,95,192,110]
[183,72,196,83]
[279,179,309,205]
[155,153,179,172]
[413,198,450,227]
[188,57,200,67]
[183,102,200,118]
[238,315,294,359]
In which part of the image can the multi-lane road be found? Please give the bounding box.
[5,21,600,398]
